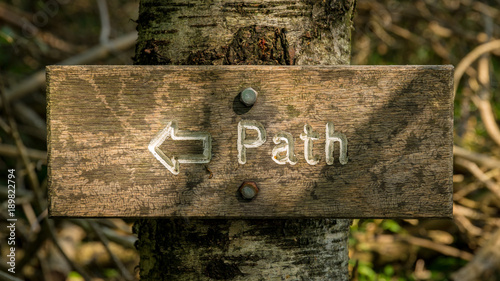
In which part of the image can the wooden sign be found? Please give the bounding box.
[47,65,453,218]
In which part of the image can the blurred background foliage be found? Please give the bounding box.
[351,1,500,280]
[0,0,499,280]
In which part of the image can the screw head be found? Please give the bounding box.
[240,88,258,106]
[239,181,259,200]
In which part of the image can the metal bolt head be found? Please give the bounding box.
[239,181,259,200]
[240,88,258,106]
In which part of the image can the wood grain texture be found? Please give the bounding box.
[47,65,453,218]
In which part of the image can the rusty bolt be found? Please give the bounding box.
[239,181,259,200]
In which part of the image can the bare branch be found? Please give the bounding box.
[374,233,475,261]
[454,213,483,237]
[13,102,46,134]
[454,145,500,169]
[454,203,487,220]
[89,220,135,281]
[0,3,77,53]
[97,0,111,44]
[454,40,500,95]
[453,228,500,281]
[70,219,137,249]
[455,157,500,200]
[0,270,23,281]
[402,235,474,261]
[471,95,500,147]
[0,144,47,162]
[1,31,137,106]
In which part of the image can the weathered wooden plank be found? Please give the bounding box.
[47,65,453,218]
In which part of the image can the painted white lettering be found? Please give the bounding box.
[300,124,320,165]
[237,120,267,164]
[272,132,298,165]
[325,122,348,165]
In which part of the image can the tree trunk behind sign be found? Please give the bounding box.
[133,1,356,280]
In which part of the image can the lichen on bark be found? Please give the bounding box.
[134,0,355,66]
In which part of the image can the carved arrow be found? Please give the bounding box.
[148,120,212,175]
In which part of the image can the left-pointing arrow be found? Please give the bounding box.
[148,120,212,175]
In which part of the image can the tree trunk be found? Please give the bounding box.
[133,0,356,280]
